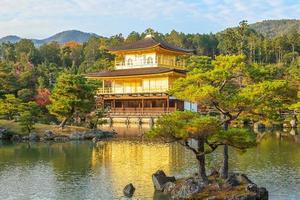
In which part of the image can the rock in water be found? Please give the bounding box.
[152,170,176,191]
[257,187,268,200]
[123,183,135,197]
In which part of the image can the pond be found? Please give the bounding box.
[0,124,299,200]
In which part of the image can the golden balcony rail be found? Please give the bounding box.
[115,55,186,69]
[97,87,168,95]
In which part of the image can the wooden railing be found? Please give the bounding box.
[97,87,168,95]
[109,107,176,116]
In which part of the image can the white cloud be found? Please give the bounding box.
[0,0,299,38]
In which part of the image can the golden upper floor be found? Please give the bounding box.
[86,35,192,95]
[109,35,193,70]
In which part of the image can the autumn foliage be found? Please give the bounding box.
[35,88,51,106]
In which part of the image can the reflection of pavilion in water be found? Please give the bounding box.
[100,123,152,137]
[91,140,195,198]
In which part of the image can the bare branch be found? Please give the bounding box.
[219,80,228,92]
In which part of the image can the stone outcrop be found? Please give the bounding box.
[152,170,176,191]
[155,171,269,200]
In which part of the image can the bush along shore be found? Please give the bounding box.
[151,170,268,200]
[0,126,116,142]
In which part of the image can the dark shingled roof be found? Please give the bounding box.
[86,67,186,78]
[109,36,193,53]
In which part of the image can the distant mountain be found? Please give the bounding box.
[250,19,300,37]
[0,35,22,43]
[0,30,99,45]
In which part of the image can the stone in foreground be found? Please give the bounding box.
[123,183,135,197]
[158,172,269,200]
[152,170,176,191]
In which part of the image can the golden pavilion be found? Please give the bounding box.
[87,35,197,119]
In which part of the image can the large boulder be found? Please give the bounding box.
[170,177,205,199]
[28,132,40,141]
[43,130,56,140]
[152,170,176,191]
[123,183,135,197]
[0,127,12,140]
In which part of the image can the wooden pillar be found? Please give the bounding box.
[175,100,177,111]
[167,97,169,112]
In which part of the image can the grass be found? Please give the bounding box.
[0,119,89,136]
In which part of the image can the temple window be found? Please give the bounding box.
[127,58,133,66]
[147,57,153,64]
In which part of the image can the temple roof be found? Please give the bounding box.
[109,35,193,53]
[86,67,186,78]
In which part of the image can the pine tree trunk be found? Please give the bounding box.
[220,144,229,179]
[220,121,229,179]
[197,137,208,183]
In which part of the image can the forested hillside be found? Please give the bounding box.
[250,19,300,37]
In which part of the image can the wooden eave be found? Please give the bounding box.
[110,45,191,56]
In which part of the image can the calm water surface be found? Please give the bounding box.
[0,124,299,200]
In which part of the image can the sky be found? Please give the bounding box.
[0,0,299,38]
